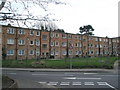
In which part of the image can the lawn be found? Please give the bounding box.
[2,56,118,69]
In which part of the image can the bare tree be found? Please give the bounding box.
[0,0,66,29]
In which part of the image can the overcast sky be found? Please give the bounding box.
[49,0,119,38]
[2,0,119,38]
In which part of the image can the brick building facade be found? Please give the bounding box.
[1,25,119,60]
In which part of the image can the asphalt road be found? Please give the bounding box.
[2,69,119,90]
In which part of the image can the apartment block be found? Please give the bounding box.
[1,25,119,60]
[0,26,2,60]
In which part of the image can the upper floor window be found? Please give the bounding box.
[62,34,66,38]
[68,35,72,39]
[75,43,79,47]
[30,40,34,45]
[30,30,34,35]
[62,42,67,47]
[50,42,54,46]
[18,29,25,35]
[42,44,47,49]
[50,33,54,38]
[36,31,40,36]
[55,42,59,46]
[56,34,59,38]
[99,38,102,41]
[42,35,47,40]
[7,39,14,44]
[18,40,25,45]
[75,35,79,39]
[36,40,40,46]
[7,50,14,55]
[7,28,14,34]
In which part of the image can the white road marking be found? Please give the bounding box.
[38,82,47,84]
[64,77,101,80]
[72,82,82,85]
[97,82,117,90]
[60,82,70,86]
[47,82,58,86]
[7,73,16,75]
[32,74,48,75]
[84,73,98,75]
[85,82,94,85]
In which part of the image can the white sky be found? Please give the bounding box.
[1,0,119,38]
[48,0,119,38]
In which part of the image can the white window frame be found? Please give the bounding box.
[55,50,59,55]
[62,42,67,47]
[18,40,25,45]
[7,50,14,55]
[56,34,59,38]
[30,40,34,45]
[36,40,40,46]
[50,42,54,46]
[30,30,34,35]
[36,50,40,56]
[18,29,25,35]
[69,50,72,55]
[36,31,40,36]
[50,33,54,38]
[18,50,25,55]
[7,28,14,34]
[7,39,14,44]
[50,50,54,55]
[55,42,59,46]
[62,34,66,38]
[62,50,66,55]
[75,51,79,55]
[29,50,34,55]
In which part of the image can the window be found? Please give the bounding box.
[36,31,40,36]
[18,40,25,45]
[50,50,54,55]
[55,42,59,46]
[30,31,34,35]
[62,42,67,47]
[18,50,25,55]
[62,50,66,55]
[68,35,72,39]
[29,50,34,55]
[56,34,59,38]
[95,44,98,48]
[36,50,40,56]
[50,42,54,46]
[42,35,47,40]
[100,45,102,48]
[50,33,54,38]
[62,34,66,38]
[75,43,79,47]
[75,51,79,55]
[55,50,59,55]
[69,50,72,55]
[7,39,14,44]
[19,29,25,34]
[0,28,2,32]
[7,28,14,34]
[36,40,40,46]
[95,38,98,41]
[75,35,79,39]
[99,38,102,41]
[7,50,14,55]
[42,44,47,49]
[30,40,34,45]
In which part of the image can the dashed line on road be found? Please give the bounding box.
[60,82,70,86]
[7,73,16,75]
[32,74,48,75]
[64,77,101,80]
[38,82,47,84]
[84,73,98,75]
[84,82,94,85]
[47,82,58,86]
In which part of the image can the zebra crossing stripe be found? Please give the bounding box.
[60,82,70,86]
[72,82,82,85]
[47,82,58,86]
[85,82,94,85]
